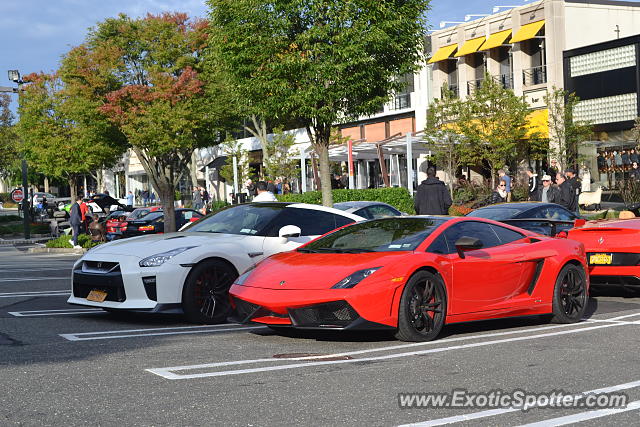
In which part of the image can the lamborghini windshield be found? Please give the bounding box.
[300,217,448,253]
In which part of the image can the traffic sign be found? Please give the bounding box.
[10,189,24,203]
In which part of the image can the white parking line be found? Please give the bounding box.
[0,277,69,282]
[146,321,627,380]
[9,308,102,317]
[516,399,640,427]
[401,379,640,426]
[60,324,267,341]
[0,290,69,298]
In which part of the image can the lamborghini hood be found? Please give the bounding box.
[241,251,409,290]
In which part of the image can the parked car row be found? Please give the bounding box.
[67,200,640,342]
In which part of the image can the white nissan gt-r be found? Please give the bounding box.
[67,202,364,323]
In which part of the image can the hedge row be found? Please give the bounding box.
[0,223,51,235]
[46,234,100,249]
[0,215,21,223]
[277,187,415,214]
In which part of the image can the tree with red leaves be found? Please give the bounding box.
[62,12,226,232]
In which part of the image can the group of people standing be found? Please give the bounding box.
[192,186,210,213]
[492,166,582,214]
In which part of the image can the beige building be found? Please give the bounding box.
[429,0,640,163]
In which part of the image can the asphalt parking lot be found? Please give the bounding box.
[2,246,640,426]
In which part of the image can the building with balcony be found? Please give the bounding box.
[428,0,640,170]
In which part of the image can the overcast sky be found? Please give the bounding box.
[2,0,637,114]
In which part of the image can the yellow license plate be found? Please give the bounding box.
[589,253,613,265]
[86,289,108,302]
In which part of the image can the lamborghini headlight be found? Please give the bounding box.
[139,246,196,267]
[331,267,381,289]
[233,265,256,286]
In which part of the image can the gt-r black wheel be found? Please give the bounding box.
[182,259,237,324]
[550,264,587,323]
[395,271,446,342]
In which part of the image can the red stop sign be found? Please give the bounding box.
[10,189,24,203]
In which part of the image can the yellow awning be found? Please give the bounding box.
[428,44,458,64]
[454,37,486,57]
[510,20,545,43]
[479,29,512,51]
[524,109,549,139]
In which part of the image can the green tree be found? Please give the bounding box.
[16,73,124,197]
[0,94,19,179]
[67,13,226,232]
[457,75,531,186]
[208,0,431,206]
[545,86,593,171]
[264,129,300,184]
[425,86,464,196]
[218,137,250,193]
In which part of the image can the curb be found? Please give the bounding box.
[27,247,87,254]
[0,237,53,246]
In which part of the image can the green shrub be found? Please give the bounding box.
[511,184,529,202]
[46,234,101,249]
[277,187,416,214]
[0,192,9,202]
[0,223,51,235]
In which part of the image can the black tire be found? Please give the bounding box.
[550,264,587,323]
[182,259,238,324]
[395,271,447,342]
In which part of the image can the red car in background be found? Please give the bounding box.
[231,216,589,342]
[565,217,640,292]
[105,207,162,241]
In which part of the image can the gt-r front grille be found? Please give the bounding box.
[289,301,359,327]
[81,261,120,273]
[72,268,126,302]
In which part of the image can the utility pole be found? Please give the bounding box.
[6,70,30,239]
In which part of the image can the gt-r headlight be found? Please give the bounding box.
[233,265,256,286]
[139,246,196,267]
[331,267,381,289]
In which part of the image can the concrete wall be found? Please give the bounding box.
[564,1,640,50]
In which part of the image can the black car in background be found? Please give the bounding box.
[333,201,403,219]
[466,202,578,236]
[122,208,203,237]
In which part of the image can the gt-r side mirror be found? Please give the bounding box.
[454,236,483,259]
[279,225,302,242]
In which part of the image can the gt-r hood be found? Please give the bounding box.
[243,251,408,290]
[87,232,249,258]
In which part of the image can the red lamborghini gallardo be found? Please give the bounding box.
[230,216,589,341]
[563,217,640,292]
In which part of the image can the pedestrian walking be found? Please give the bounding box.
[202,187,210,213]
[414,167,452,215]
[126,191,134,208]
[69,196,83,249]
[192,186,203,210]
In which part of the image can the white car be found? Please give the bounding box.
[68,202,364,323]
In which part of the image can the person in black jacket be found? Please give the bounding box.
[565,168,581,214]
[68,196,83,248]
[489,180,508,204]
[556,173,576,211]
[414,167,452,215]
[535,175,560,203]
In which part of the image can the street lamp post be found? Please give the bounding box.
[6,70,30,239]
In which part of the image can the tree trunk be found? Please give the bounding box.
[245,116,272,179]
[44,177,49,193]
[68,176,77,200]
[190,150,199,188]
[158,184,177,234]
[315,143,333,207]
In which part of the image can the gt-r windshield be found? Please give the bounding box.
[184,204,283,236]
[300,217,448,253]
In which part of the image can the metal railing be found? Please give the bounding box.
[441,84,459,98]
[522,65,547,86]
[493,73,513,89]
[466,78,484,95]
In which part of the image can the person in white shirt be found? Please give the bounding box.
[252,181,277,202]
